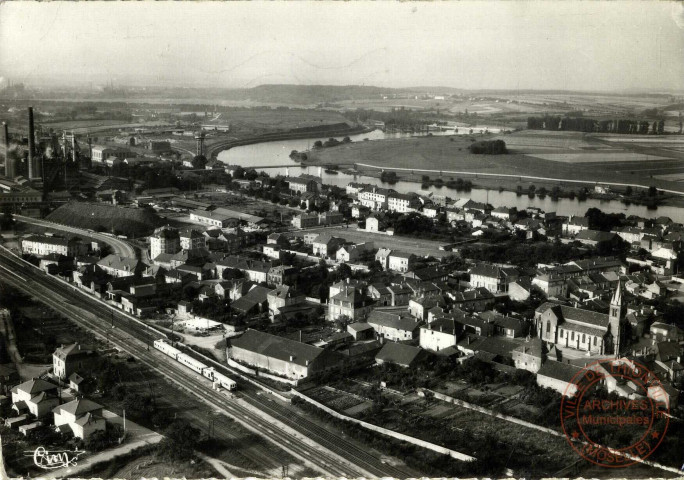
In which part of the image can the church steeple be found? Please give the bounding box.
[609,281,624,358]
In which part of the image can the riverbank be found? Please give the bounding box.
[330,163,684,210]
[207,124,373,159]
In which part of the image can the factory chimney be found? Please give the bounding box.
[2,122,12,179]
[27,107,39,179]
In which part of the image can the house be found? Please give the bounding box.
[312,234,346,258]
[420,317,461,352]
[231,285,270,316]
[229,329,344,380]
[388,251,415,273]
[574,230,619,247]
[53,398,106,440]
[336,242,373,263]
[491,207,516,222]
[387,284,412,306]
[53,344,95,380]
[367,284,392,307]
[375,343,425,368]
[267,285,305,321]
[359,186,395,211]
[149,226,181,260]
[97,254,147,278]
[366,215,380,233]
[347,322,375,341]
[508,278,532,302]
[215,257,271,283]
[267,233,291,247]
[532,271,567,298]
[180,228,206,251]
[449,287,496,312]
[536,360,582,396]
[328,285,373,322]
[286,176,318,194]
[563,216,590,236]
[375,248,392,270]
[387,193,421,213]
[512,338,548,373]
[0,364,20,395]
[612,226,644,244]
[11,379,60,418]
[469,263,519,294]
[367,310,421,342]
[409,296,443,321]
[267,265,299,287]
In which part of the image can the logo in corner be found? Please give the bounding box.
[26,446,87,470]
[560,358,670,468]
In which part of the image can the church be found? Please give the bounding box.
[535,285,624,356]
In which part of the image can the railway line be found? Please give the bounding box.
[0,247,416,478]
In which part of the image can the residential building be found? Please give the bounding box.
[312,234,345,258]
[375,248,392,270]
[180,228,206,251]
[267,285,305,321]
[420,317,461,352]
[97,254,147,277]
[53,398,106,439]
[359,186,395,211]
[367,310,421,342]
[563,216,590,236]
[328,284,373,322]
[286,176,318,193]
[387,193,421,213]
[347,322,375,341]
[21,235,87,258]
[11,379,60,418]
[375,343,425,368]
[387,251,415,273]
[469,263,519,294]
[53,343,95,380]
[149,226,181,260]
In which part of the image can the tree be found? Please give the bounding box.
[337,263,352,280]
[625,186,633,196]
[191,155,207,169]
[158,419,201,461]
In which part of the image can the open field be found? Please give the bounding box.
[306,130,684,192]
[287,226,451,259]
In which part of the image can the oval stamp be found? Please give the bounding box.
[560,358,670,468]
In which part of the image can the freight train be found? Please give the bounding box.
[153,339,237,391]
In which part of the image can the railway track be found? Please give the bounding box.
[0,248,415,478]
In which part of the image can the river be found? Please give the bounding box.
[217,129,684,223]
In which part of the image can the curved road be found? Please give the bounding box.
[14,215,137,258]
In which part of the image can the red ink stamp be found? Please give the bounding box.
[560,359,670,468]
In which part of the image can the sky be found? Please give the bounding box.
[1,1,683,92]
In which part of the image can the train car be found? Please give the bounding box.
[202,367,215,380]
[176,352,208,375]
[153,339,182,360]
[212,371,237,391]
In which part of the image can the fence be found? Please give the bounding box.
[291,389,475,462]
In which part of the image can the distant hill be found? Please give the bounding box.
[46,202,164,238]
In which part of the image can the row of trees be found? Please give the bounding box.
[527,115,667,134]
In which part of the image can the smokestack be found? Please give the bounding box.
[27,107,39,179]
[2,122,12,179]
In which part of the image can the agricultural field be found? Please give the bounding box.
[306,130,684,192]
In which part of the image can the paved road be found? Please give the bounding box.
[14,215,137,258]
[0,248,417,478]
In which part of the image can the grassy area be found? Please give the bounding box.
[46,202,164,237]
[306,131,684,193]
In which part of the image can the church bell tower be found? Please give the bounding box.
[609,282,624,358]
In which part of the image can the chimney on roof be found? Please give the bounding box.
[299,330,302,343]
[289,355,294,362]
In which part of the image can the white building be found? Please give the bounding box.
[388,251,415,273]
[53,398,106,440]
[359,187,394,211]
[149,226,181,260]
[419,318,459,352]
[387,193,420,213]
